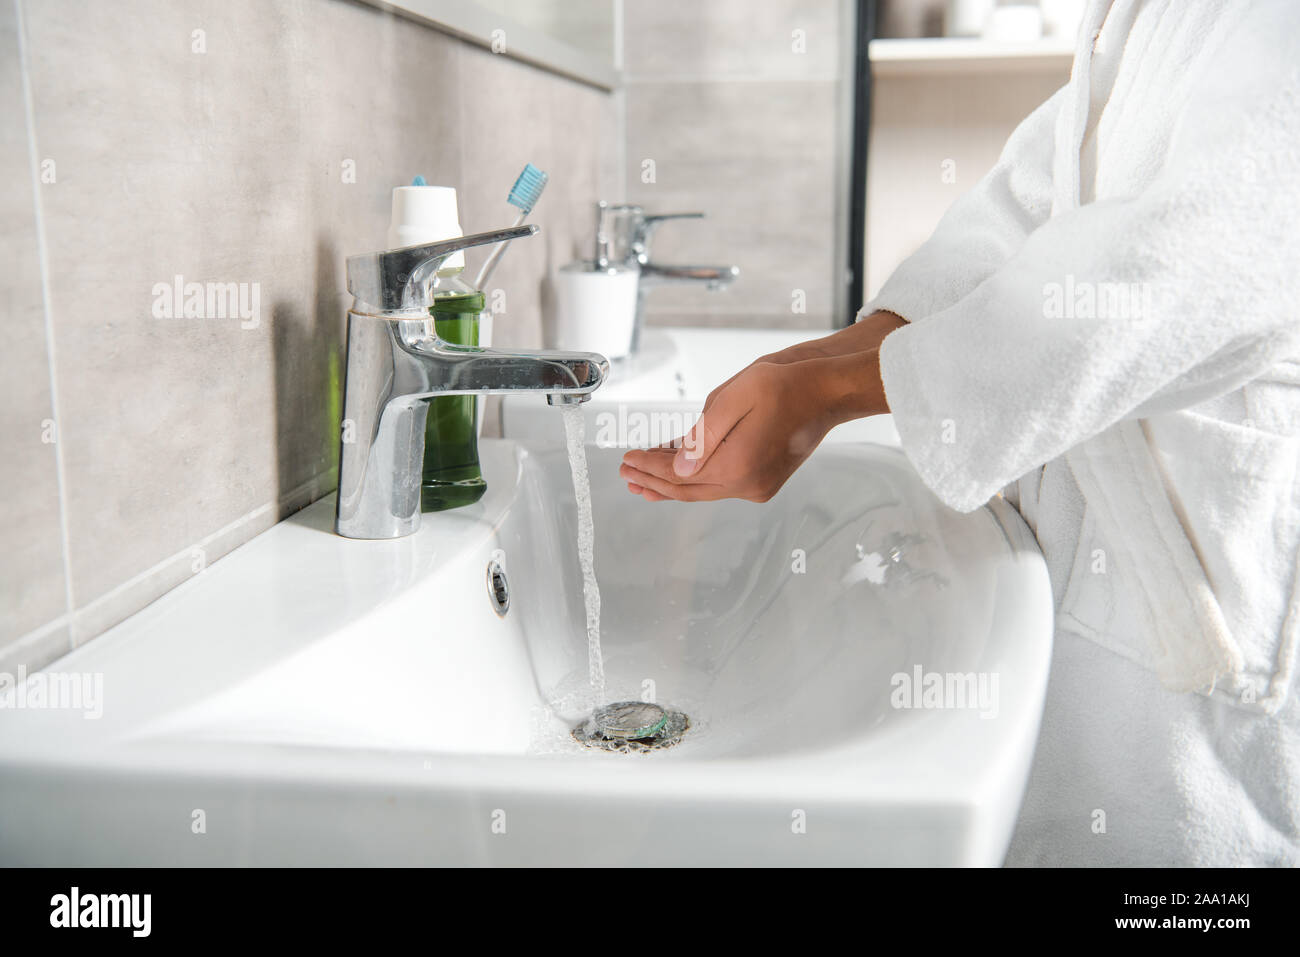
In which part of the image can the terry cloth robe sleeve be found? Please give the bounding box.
[860,86,1067,326]
[877,27,1300,515]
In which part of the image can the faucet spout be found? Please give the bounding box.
[547,393,592,407]
[405,332,606,397]
[639,262,741,291]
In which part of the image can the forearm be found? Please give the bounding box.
[763,311,907,364]
[809,347,891,429]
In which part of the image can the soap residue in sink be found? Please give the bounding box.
[560,405,605,704]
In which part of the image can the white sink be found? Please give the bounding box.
[0,439,1051,866]
[501,326,902,447]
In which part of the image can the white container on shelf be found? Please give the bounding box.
[982,3,1043,42]
[547,262,640,360]
[945,0,995,37]
[1040,0,1086,38]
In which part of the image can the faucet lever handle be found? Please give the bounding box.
[347,224,539,311]
[636,212,704,257]
[641,211,704,237]
[642,212,705,227]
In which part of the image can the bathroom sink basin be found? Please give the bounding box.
[0,439,1051,866]
[501,326,901,447]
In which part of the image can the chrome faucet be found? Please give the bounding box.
[595,203,740,351]
[335,224,608,540]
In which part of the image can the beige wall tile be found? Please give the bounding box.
[624,0,840,80]
[625,79,839,327]
[619,0,846,331]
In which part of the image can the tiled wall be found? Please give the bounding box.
[621,0,849,330]
[0,0,616,672]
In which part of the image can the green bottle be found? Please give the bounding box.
[421,286,487,511]
[385,181,488,511]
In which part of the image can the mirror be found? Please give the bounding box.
[358,0,619,89]
[473,0,615,64]
[619,1,858,330]
[359,0,859,328]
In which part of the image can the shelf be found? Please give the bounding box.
[869,37,1074,76]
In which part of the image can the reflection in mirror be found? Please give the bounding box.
[359,0,857,330]
[620,1,857,330]
[473,0,616,64]
[356,0,618,88]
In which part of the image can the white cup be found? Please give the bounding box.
[1040,0,1086,38]
[946,0,995,37]
[983,4,1043,42]
[548,263,640,359]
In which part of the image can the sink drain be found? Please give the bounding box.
[572,701,691,753]
[486,559,510,617]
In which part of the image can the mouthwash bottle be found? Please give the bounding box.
[387,183,487,512]
[422,276,487,511]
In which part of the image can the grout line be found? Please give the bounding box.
[612,0,624,72]
[454,32,465,185]
[614,84,626,201]
[14,0,75,649]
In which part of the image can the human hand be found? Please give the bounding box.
[619,348,890,503]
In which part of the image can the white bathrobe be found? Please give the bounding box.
[867,0,1300,865]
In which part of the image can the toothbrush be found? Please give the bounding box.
[473,163,548,290]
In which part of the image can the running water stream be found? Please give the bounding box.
[560,405,605,704]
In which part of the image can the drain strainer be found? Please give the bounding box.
[486,559,510,617]
[572,701,690,753]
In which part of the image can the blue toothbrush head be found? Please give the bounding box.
[411,175,427,186]
[506,163,548,214]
